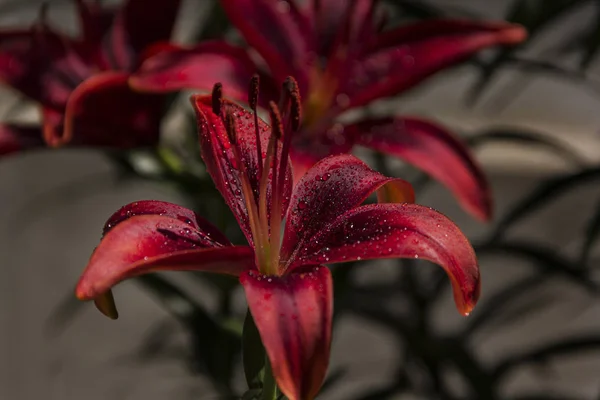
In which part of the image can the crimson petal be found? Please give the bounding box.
[240,266,332,400]
[44,71,162,148]
[313,0,373,57]
[291,203,480,315]
[130,41,278,103]
[343,20,526,108]
[191,95,293,247]
[74,0,114,68]
[0,124,44,156]
[75,214,255,316]
[281,154,414,267]
[109,0,181,70]
[351,116,492,221]
[102,200,230,246]
[220,0,312,91]
[0,29,87,109]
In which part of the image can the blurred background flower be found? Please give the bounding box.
[1,0,600,399]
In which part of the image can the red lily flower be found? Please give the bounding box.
[0,0,180,156]
[129,0,527,221]
[75,79,480,400]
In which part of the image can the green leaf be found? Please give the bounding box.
[243,310,266,390]
[462,274,558,337]
[466,128,587,169]
[578,197,600,268]
[493,334,600,382]
[242,389,262,400]
[45,291,86,336]
[136,274,240,392]
[490,167,600,241]
[318,368,348,397]
[467,0,589,104]
[475,241,596,292]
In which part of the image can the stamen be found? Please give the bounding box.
[249,75,260,110]
[268,102,284,140]
[278,77,301,191]
[257,102,283,258]
[267,103,285,270]
[224,110,266,266]
[211,83,223,115]
[278,76,298,113]
[224,111,237,145]
[289,88,302,132]
[249,75,263,180]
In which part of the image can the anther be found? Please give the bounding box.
[249,75,260,110]
[211,83,223,115]
[283,76,299,97]
[224,111,237,145]
[268,101,284,140]
[290,90,302,131]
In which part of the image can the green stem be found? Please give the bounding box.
[262,356,279,400]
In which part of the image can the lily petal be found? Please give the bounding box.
[75,214,254,307]
[110,0,181,70]
[352,116,492,221]
[130,41,278,103]
[44,71,162,148]
[0,29,86,108]
[343,20,526,108]
[288,123,358,181]
[220,0,312,91]
[281,154,414,266]
[314,0,373,58]
[102,200,230,246]
[240,266,332,400]
[292,203,480,315]
[0,124,44,156]
[191,95,293,247]
[74,0,114,68]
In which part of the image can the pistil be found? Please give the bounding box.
[249,75,263,179]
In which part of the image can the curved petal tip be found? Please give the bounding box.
[502,24,528,44]
[77,289,119,320]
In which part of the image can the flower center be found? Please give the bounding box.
[211,77,301,276]
[303,67,339,129]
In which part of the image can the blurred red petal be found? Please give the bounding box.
[110,0,181,70]
[343,20,526,108]
[292,203,480,315]
[76,214,254,301]
[191,95,293,247]
[352,116,492,221]
[240,266,332,400]
[288,123,357,181]
[0,29,87,108]
[44,71,162,148]
[130,41,278,103]
[281,154,414,265]
[220,0,312,91]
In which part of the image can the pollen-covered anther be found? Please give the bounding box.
[249,74,260,110]
[224,110,238,145]
[268,101,284,140]
[211,82,223,115]
[290,90,302,132]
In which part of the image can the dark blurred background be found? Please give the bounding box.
[1,0,600,399]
